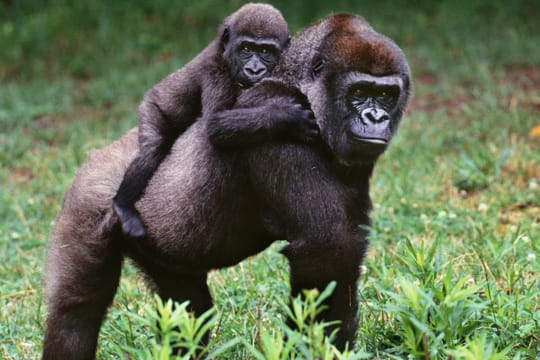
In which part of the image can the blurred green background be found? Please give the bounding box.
[2,0,539,81]
[1,0,539,358]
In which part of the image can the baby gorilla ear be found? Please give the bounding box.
[284,35,292,48]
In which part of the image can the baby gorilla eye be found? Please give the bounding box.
[240,43,255,54]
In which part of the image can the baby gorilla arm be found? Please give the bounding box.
[206,81,319,149]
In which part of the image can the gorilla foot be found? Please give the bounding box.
[112,203,147,239]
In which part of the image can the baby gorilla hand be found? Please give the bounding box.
[273,101,319,143]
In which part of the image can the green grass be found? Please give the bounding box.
[1,0,539,358]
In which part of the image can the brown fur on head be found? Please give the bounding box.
[324,31,409,76]
[297,13,408,78]
[326,13,373,34]
[272,13,376,85]
[220,3,290,47]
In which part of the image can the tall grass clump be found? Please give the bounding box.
[357,236,538,358]
[116,283,371,359]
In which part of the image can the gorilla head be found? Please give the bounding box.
[304,14,411,165]
[221,3,290,86]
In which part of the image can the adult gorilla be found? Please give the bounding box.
[43,13,410,358]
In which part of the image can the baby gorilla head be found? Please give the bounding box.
[220,3,290,87]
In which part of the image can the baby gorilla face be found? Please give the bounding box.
[224,35,283,87]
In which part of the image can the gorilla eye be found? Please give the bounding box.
[377,86,399,104]
[353,88,368,98]
[240,43,254,54]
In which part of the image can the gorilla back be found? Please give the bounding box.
[43,13,410,358]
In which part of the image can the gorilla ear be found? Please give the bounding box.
[312,57,325,78]
[221,27,230,45]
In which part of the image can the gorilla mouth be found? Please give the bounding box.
[349,135,389,146]
[346,126,390,147]
[356,137,388,145]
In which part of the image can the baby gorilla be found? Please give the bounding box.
[113,3,317,238]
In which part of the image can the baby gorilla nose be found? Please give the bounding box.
[360,108,390,124]
[244,59,267,80]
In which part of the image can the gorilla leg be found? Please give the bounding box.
[283,233,367,350]
[142,268,213,352]
[42,230,123,360]
[148,270,213,316]
[247,146,368,350]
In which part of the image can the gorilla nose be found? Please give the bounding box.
[245,64,266,78]
[360,108,390,124]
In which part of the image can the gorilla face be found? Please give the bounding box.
[306,31,410,166]
[333,72,405,164]
[224,35,284,87]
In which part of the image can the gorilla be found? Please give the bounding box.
[42,13,411,359]
[113,3,316,239]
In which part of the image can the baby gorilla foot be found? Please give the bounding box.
[112,203,147,239]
